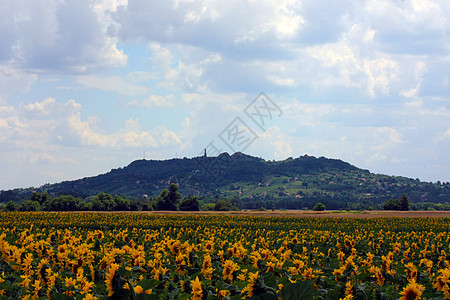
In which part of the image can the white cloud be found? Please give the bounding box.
[76,75,150,96]
[363,58,399,98]
[126,71,157,82]
[282,101,336,127]
[1,0,126,73]
[63,106,181,149]
[372,127,404,145]
[0,64,38,103]
[440,128,450,140]
[149,43,221,92]
[114,0,304,47]
[127,94,176,109]
[252,126,294,160]
[1,0,450,189]
[0,98,183,150]
[400,61,427,99]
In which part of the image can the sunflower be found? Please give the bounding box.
[399,279,425,300]
[201,254,214,279]
[218,289,230,299]
[134,285,143,294]
[344,281,354,297]
[369,266,385,286]
[105,263,120,296]
[82,294,98,300]
[36,258,49,284]
[0,272,4,296]
[31,279,42,300]
[434,268,450,298]
[405,263,418,281]
[190,276,202,300]
[223,259,240,282]
[241,271,259,298]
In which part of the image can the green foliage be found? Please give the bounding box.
[278,280,315,299]
[230,194,241,208]
[29,192,50,204]
[6,200,16,211]
[179,196,200,211]
[19,200,41,211]
[2,154,449,211]
[202,203,215,211]
[154,184,181,211]
[214,199,238,211]
[42,195,81,211]
[313,202,326,211]
[383,194,409,211]
[113,195,130,211]
[91,192,115,211]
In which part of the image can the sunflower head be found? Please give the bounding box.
[399,279,425,300]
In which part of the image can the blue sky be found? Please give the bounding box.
[1,0,449,190]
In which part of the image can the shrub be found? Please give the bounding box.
[312,202,326,211]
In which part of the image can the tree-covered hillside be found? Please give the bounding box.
[1,152,449,210]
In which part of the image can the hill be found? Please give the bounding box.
[1,152,449,210]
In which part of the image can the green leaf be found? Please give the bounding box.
[278,280,315,300]
[261,272,277,289]
[49,293,73,300]
[176,293,192,300]
[138,279,160,290]
[136,294,159,300]
[249,293,278,300]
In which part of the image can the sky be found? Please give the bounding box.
[1,0,449,190]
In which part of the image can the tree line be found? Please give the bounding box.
[0,183,243,212]
[1,185,420,212]
[1,184,198,212]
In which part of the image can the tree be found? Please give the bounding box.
[154,184,181,211]
[113,195,130,211]
[6,200,16,211]
[78,201,91,211]
[230,195,241,208]
[179,196,200,211]
[214,199,236,211]
[91,192,115,211]
[129,199,140,211]
[19,200,41,211]
[0,190,18,203]
[383,194,409,211]
[399,194,410,211]
[42,195,80,211]
[30,192,50,205]
[167,183,181,209]
[383,198,399,210]
[312,203,326,211]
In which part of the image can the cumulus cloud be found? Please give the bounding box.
[1,0,450,189]
[0,64,37,103]
[113,0,304,51]
[149,43,222,92]
[1,0,126,73]
[1,97,183,150]
[364,0,450,55]
[363,58,399,98]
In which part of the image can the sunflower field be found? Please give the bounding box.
[1,212,450,299]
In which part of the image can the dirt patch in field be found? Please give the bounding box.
[143,210,450,218]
